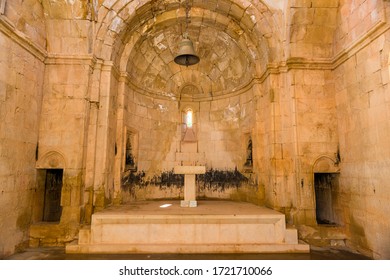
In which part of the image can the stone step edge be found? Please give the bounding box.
[91,218,283,225]
[66,243,310,254]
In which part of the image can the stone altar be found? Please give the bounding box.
[174,165,206,207]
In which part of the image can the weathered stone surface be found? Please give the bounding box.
[0,17,45,257]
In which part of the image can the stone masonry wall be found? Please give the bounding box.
[254,68,339,224]
[4,0,46,49]
[254,79,277,208]
[289,0,338,59]
[254,73,300,221]
[0,1,46,256]
[29,3,95,246]
[333,31,390,259]
[291,69,339,224]
[335,0,385,55]
[120,84,260,203]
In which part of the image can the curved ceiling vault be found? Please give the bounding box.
[96,0,280,101]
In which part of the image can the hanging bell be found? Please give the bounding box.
[174,37,200,67]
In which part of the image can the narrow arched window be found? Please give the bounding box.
[182,108,196,142]
[185,109,193,128]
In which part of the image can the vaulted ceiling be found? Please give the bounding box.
[125,14,256,100]
[94,0,281,100]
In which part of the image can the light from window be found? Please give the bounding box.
[186,110,193,128]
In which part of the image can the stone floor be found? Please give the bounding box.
[4,246,370,260]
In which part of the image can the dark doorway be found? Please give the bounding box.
[314,173,339,225]
[43,169,63,222]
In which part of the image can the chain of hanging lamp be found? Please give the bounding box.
[184,0,190,38]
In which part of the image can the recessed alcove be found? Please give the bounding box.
[313,156,342,226]
[41,169,63,222]
[314,172,339,225]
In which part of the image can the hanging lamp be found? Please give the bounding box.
[174,0,199,67]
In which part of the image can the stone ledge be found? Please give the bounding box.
[174,165,206,174]
[66,243,310,254]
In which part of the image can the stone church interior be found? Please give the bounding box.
[1,0,390,259]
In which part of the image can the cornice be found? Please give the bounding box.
[45,54,97,68]
[332,21,390,70]
[0,15,47,62]
[121,70,261,102]
[243,21,390,98]
[259,20,390,77]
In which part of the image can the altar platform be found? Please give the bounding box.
[66,200,309,254]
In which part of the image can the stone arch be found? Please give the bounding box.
[36,151,67,169]
[95,0,283,67]
[312,156,339,174]
[180,83,201,95]
[104,0,283,100]
[179,82,202,100]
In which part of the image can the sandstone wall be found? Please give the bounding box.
[291,69,339,224]
[335,0,385,55]
[254,74,296,213]
[334,31,390,259]
[288,0,338,59]
[4,0,46,49]
[119,83,260,203]
[283,0,390,258]
[29,1,96,246]
[0,1,46,256]
[36,60,91,224]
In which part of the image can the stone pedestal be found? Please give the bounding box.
[66,200,310,254]
[174,166,206,207]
